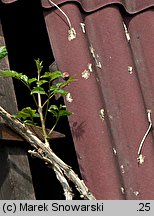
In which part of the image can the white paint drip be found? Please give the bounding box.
[113,147,117,155]
[99,109,105,120]
[90,45,102,69]
[120,187,125,194]
[120,165,125,174]
[123,22,130,42]
[80,23,86,33]
[128,66,133,74]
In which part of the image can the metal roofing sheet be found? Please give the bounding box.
[41,0,154,14]
[2,0,154,13]
[2,0,154,199]
[42,3,154,199]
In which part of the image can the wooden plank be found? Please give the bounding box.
[0,20,35,199]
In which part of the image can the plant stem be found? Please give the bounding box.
[42,93,54,108]
[48,116,59,136]
[37,70,49,147]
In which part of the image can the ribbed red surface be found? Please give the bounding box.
[42,2,154,199]
[2,0,154,199]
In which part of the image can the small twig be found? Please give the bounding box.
[53,164,73,200]
[137,110,152,165]
[28,150,73,200]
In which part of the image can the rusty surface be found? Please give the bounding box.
[0,123,65,141]
[2,0,154,199]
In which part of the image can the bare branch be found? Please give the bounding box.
[0,105,96,200]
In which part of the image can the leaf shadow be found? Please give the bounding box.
[71,121,87,141]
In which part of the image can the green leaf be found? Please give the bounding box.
[23,120,38,126]
[31,86,46,95]
[59,110,72,117]
[20,74,29,84]
[53,89,68,96]
[28,78,37,85]
[60,77,75,88]
[0,46,8,60]
[41,71,63,81]
[37,79,48,86]
[15,107,38,120]
[49,85,58,91]
[59,104,67,109]
[0,70,22,78]
[48,109,58,118]
[35,59,43,74]
[48,105,59,110]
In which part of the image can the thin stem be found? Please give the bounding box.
[42,93,54,108]
[48,116,59,136]
[44,81,52,121]
[37,71,49,147]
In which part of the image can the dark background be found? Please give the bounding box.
[0,0,80,199]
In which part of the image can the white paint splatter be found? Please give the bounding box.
[66,92,73,103]
[133,191,139,196]
[89,44,102,69]
[128,66,133,74]
[68,28,76,41]
[120,165,125,174]
[123,22,130,42]
[82,69,90,79]
[99,109,105,120]
[113,147,117,155]
[120,187,125,194]
[88,63,93,72]
[80,23,86,33]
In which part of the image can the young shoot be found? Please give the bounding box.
[0,57,74,144]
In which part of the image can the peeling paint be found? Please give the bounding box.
[99,109,105,120]
[89,44,102,69]
[120,165,125,174]
[68,27,77,41]
[137,154,145,165]
[113,147,117,155]
[88,63,93,72]
[66,92,73,102]
[80,23,86,33]
[128,66,133,74]
[123,22,130,42]
[81,63,93,79]
[48,0,77,41]
[82,69,90,79]
[120,187,125,194]
[133,191,140,196]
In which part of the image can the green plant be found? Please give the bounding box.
[0,55,74,145]
[0,46,96,200]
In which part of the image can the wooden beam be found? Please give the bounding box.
[0,20,35,199]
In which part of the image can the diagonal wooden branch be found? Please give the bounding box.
[28,150,73,200]
[0,105,96,200]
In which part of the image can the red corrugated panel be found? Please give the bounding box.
[42,2,154,199]
[2,0,154,199]
[41,0,154,13]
